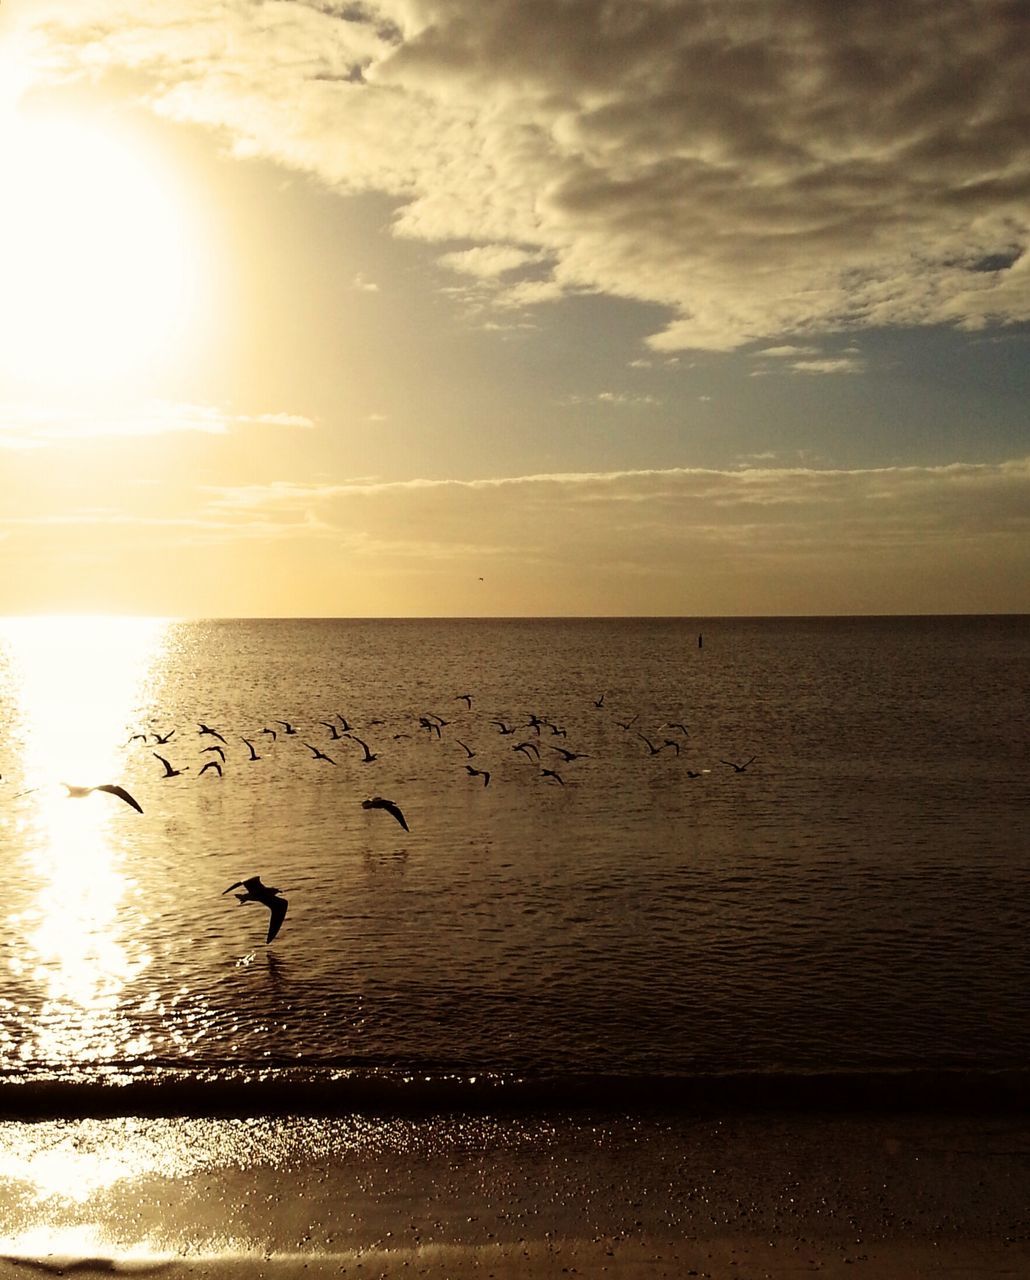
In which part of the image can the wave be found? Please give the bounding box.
[0,1066,1025,1118]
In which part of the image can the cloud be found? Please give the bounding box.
[438,244,544,278]
[0,399,314,447]
[16,0,1029,351]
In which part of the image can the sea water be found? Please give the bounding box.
[0,616,1026,1109]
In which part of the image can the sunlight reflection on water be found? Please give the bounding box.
[0,617,168,1067]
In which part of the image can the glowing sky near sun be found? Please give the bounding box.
[0,0,1027,616]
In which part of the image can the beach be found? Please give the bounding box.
[1,1108,1027,1277]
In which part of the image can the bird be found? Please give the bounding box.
[303,742,336,764]
[465,765,490,786]
[261,727,278,741]
[665,722,690,736]
[198,723,227,744]
[418,716,442,738]
[454,693,473,708]
[616,714,640,731]
[491,720,515,735]
[62,782,143,813]
[638,732,675,756]
[154,753,188,778]
[345,733,378,763]
[721,757,756,772]
[540,768,565,786]
[202,745,226,762]
[153,729,176,745]
[593,693,606,708]
[222,876,288,944]
[276,720,298,736]
[126,733,147,745]
[362,796,409,831]
[337,715,353,732]
[241,737,261,761]
[550,746,590,762]
[455,739,476,758]
[199,760,222,777]
[513,741,539,759]
[320,720,342,740]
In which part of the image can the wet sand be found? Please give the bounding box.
[0,1111,1026,1277]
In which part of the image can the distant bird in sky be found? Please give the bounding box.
[276,720,298,736]
[362,795,409,831]
[202,745,226,762]
[154,752,188,778]
[550,746,590,762]
[126,733,147,745]
[345,733,378,763]
[337,715,353,732]
[198,723,227,744]
[261,727,278,741]
[513,742,538,760]
[540,768,565,786]
[665,723,690,736]
[455,693,473,708]
[455,739,476,758]
[223,875,288,944]
[199,760,222,777]
[304,742,336,764]
[320,720,342,740]
[616,714,639,731]
[491,720,515,735]
[418,716,442,738]
[241,737,261,761]
[153,729,176,744]
[638,733,675,756]
[465,764,490,786]
[721,757,756,772]
[593,693,606,708]
[62,782,143,813]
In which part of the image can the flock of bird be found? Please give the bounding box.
[9,690,756,947]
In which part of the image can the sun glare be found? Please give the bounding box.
[0,616,167,1066]
[0,110,204,390]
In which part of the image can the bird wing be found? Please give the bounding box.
[96,784,143,813]
[222,880,246,895]
[265,895,288,943]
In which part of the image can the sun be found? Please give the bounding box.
[0,107,204,389]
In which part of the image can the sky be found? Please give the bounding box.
[0,0,1027,616]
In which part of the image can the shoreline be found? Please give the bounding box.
[1,1109,1026,1277]
[1,1065,1026,1119]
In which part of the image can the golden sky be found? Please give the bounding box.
[1,1,1027,616]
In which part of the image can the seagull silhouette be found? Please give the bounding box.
[202,745,226,762]
[126,733,147,745]
[513,742,539,760]
[198,723,227,744]
[62,782,143,813]
[153,729,176,745]
[303,742,336,764]
[550,746,590,762]
[721,757,756,772]
[593,693,606,708]
[362,796,409,831]
[154,752,188,778]
[455,739,476,758]
[466,764,491,787]
[222,875,288,943]
[276,720,298,736]
[199,760,222,777]
[454,693,473,708]
[320,721,342,740]
[540,768,565,786]
[241,737,261,761]
[261,727,278,741]
[345,733,378,763]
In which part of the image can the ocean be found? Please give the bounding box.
[0,615,1026,1114]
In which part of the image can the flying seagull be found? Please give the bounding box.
[720,756,756,772]
[202,745,226,762]
[345,733,378,763]
[154,752,188,778]
[153,729,176,745]
[62,782,143,813]
[465,764,491,787]
[303,742,336,764]
[241,737,261,761]
[454,693,473,708]
[198,723,227,744]
[222,875,288,944]
[199,760,222,777]
[362,795,409,831]
[276,720,298,736]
